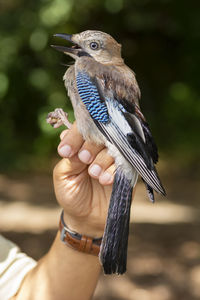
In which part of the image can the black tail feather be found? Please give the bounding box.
[100,168,133,274]
[142,178,155,203]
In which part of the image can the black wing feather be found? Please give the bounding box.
[75,69,165,195]
[95,120,166,195]
[141,121,159,164]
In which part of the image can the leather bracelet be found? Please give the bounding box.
[59,210,102,256]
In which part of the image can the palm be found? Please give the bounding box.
[54,158,112,236]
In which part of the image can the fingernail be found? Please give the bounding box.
[58,145,72,157]
[78,150,92,164]
[100,172,112,183]
[89,164,102,177]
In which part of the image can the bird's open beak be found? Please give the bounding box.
[51,33,82,57]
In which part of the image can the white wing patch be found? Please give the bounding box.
[105,98,145,142]
[105,98,132,134]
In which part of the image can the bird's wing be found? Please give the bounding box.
[75,68,165,195]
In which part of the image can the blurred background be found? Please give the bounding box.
[0,0,200,299]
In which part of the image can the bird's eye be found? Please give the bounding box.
[89,42,99,50]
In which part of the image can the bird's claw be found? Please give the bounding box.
[46,108,72,129]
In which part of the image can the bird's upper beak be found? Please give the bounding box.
[51,33,83,57]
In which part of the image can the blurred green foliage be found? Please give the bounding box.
[0,0,199,171]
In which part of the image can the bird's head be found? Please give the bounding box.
[51,30,123,64]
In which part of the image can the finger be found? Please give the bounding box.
[88,148,114,180]
[78,140,105,164]
[58,122,84,158]
[99,164,115,185]
[60,129,69,140]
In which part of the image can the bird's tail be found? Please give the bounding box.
[100,168,137,274]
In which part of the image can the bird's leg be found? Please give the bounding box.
[46,108,72,129]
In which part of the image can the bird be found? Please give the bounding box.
[51,30,166,275]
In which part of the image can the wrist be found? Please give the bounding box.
[59,210,102,256]
[63,211,104,238]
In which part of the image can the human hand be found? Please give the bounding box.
[53,122,115,238]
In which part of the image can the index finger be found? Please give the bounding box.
[58,122,84,158]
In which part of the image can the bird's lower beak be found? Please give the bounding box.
[51,33,81,57]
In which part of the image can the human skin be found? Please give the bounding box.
[12,122,123,300]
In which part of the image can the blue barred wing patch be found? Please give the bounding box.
[76,72,109,123]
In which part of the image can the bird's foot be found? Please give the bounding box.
[46,108,72,129]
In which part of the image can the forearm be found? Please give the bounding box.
[14,232,101,300]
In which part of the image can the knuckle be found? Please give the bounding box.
[84,143,103,154]
[97,151,114,165]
